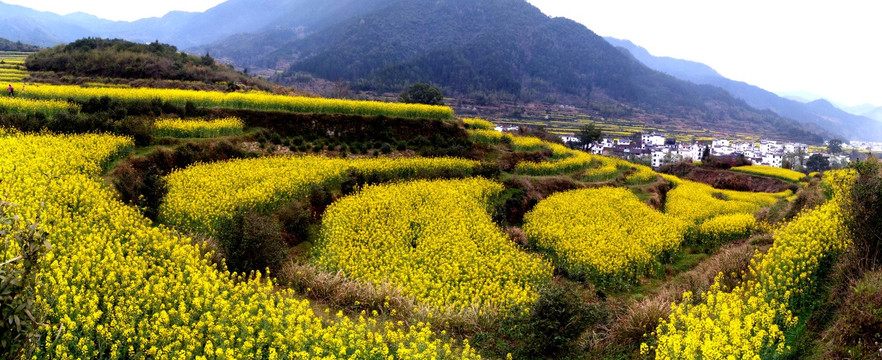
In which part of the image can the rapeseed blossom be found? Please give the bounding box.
[524,187,686,287]
[0,131,480,359]
[20,83,454,119]
[152,117,244,138]
[315,178,552,314]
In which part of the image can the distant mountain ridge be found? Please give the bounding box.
[605,37,882,141]
[864,107,882,122]
[778,90,880,118]
[206,0,829,143]
[0,0,380,48]
[0,0,844,143]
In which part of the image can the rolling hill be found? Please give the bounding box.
[0,37,40,51]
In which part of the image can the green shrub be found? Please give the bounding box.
[520,284,603,358]
[217,211,288,274]
[276,201,313,246]
[847,157,882,267]
[0,202,49,358]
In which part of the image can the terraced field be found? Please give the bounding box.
[0,55,854,359]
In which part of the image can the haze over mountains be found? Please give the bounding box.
[2,0,878,142]
[0,0,390,49]
[605,37,882,141]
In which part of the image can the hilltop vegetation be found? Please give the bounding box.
[0,38,40,52]
[25,38,279,92]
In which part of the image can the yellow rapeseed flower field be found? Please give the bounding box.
[20,84,455,120]
[314,178,553,314]
[648,171,852,359]
[152,117,244,138]
[694,213,757,246]
[731,165,806,183]
[0,95,80,116]
[516,140,659,184]
[0,130,480,359]
[467,129,505,145]
[665,179,789,226]
[462,118,495,130]
[523,187,687,287]
[465,127,659,183]
[509,135,547,152]
[160,156,484,236]
[664,179,789,246]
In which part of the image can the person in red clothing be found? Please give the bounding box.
[6,84,12,97]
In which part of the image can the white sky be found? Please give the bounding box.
[4,0,879,107]
[527,0,881,107]
[2,0,226,22]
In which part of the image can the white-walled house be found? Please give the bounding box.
[783,143,807,153]
[642,133,666,147]
[712,146,734,156]
[557,130,842,169]
[760,141,783,154]
[675,144,699,162]
[761,153,784,168]
[651,149,685,168]
[713,139,731,148]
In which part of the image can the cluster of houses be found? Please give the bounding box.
[560,132,852,170]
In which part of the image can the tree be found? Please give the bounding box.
[701,145,711,161]
[784,147,808,172]
[828,139,844,154]
[201,52,215,67]
[575,122,602,151]
[399,83,444,105]
[806,153,831,173]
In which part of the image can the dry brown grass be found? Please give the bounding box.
[505,226,529,248]
[278,262,416,317]
[599,240,764,351]
[277,262,510,335]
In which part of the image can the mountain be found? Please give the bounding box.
[188,0,393,68]
[778,91,826,104]
[0,0,393,50]
[195,0,828,143]
[779,91,880,119]
[606,37,882,141]
[0,2,99,46]
[863,107,882,122]
[603,38,722,84]
[0,0,834,143]
[843,103,878,116]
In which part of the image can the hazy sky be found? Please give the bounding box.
[2,0,226,22]
[526,0,880,107]
[4,0,878,107]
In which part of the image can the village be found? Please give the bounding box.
[549,130,862,171]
